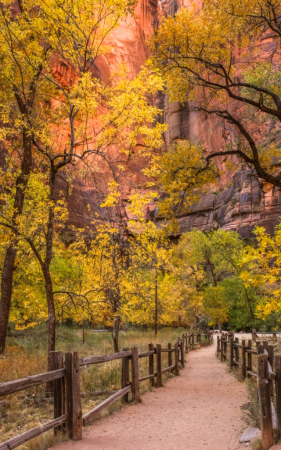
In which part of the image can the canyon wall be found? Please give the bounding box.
[64,0,281,237]
[159,0,281,238]
[59,0,158,229]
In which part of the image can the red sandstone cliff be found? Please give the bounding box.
[158,0,281,238]
[64,0,281,238]
[57,0,158,230]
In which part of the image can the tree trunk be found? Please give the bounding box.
[44,174,56,359]
[44,268,56,357]
[0,133,32,354]
[155,267,158,338]
[0,244,16,354]
[28,172,56,362]
[113,315,120,353]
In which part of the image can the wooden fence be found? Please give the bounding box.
[217,330,281,450]
[0,331,213,450]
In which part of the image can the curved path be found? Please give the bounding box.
[55,342,250,450]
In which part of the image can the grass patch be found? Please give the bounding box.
[242,379,260,429]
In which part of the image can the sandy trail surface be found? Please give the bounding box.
[55,342,249,450]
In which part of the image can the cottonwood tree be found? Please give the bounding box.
[241,221,281,328]
[123,216,180,338]
[175,229,257,329]
[0,0,134,354]
[0,0,165,354]
[151,0,281,209]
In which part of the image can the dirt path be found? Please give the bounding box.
[55,342,249,450]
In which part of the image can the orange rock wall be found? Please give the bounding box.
[64,0,281,237]
[61,0,158,229]
[159,0,281,238]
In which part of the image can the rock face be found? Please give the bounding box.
[176,169,281,238]
[159,0,281,238]
[64,0,281,237]
[61,0,158,229]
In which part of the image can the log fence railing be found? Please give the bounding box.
[217,330,281,450]
[0,331,213,449]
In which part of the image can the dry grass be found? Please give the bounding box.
[0,325,208,448]
[242,379,260,429]
[251,437,262,450]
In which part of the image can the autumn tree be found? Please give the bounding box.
[151,0,281,209]
[144,140,218,217]
[0,0,165,354]
[171,237,205,328]
[123,215,180,337]
[0,0,134,354]
[240,222,281,328]
[175,229,258,330]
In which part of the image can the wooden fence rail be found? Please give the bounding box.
[0,331,213,449]
[217,330,281,450]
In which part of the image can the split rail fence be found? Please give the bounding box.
[0,331,213,450]
[217,330,281,450]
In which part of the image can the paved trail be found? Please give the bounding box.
[55,342,251,450]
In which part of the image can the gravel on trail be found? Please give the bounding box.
[54,341,250,450]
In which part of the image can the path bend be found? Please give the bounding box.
[54,342,248,450]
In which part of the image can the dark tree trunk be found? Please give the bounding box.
[113,315,120,353]
[155,268,158,338]
[0,133,32,354]
[44,173,56,360]
[28,171,57,363]
[0,245,16,354]
[44,268,56,357]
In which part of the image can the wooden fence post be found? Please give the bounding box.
[191,332,194,349]
[49,351,66,435]
[224,336,227,361]
[168,343,172,367]
[131,347,140,402]
[247,340,252,375]
[217,335,220,356]
[235,337,239,364]
[221,335,224,362]
[268,345,274,397]
[149,343,155,388]
[242,340,246,380]
[65,352,82,441]
[185,334,188,353]
[230,337,233,369]
[180,340,185,368]
[273,330,277,342]
[156,344,162,388]
[263,340,269,353]
[122,347,130,403]
[174,343,179,376]
[258,344,264,356]
[257,353,274,449]
[198,332,201,349]
[268,345,274,369]
[275,354,281,438]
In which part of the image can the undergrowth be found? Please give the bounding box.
[242,379,260,429]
